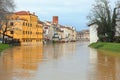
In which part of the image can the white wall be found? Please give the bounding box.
[60,28,69,41]
[115,20,120,36]
[90,24,98,43]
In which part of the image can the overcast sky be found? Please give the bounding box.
[15,0,117,31]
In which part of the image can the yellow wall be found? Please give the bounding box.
[2,11,43,45]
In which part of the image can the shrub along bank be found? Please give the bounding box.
[0,44,10,52]
[89,42,120,52]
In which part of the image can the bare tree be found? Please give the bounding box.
[0,0,15,43]
[88,0,117,42]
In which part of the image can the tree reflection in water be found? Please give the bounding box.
[89,49,120,80]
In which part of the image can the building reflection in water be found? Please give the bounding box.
[1,42,120,80]
[0,42,77,80]
[43,43,76,60]
[0,45,43,80]
[89,48,120,80]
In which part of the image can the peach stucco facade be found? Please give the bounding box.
[1,11,43,45]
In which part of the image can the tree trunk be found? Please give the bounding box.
[2,22,8,44]
[2,31,5,44]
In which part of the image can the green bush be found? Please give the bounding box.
[114,36,120,43]
[98,35,110,42]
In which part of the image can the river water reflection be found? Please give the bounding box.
[0,42,120,80]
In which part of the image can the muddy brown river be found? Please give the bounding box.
[0,42,120,80]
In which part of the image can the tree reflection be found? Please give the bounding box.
[89,49,120,80]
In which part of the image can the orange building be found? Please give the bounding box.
[2,11,43,45]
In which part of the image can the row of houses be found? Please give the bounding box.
[0,11,77,45]
[43,16,77,43]
[76,30,90,41]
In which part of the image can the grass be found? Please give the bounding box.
[89,42,120,52]
[0,44,10,52]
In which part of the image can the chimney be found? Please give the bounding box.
[53,16,58,24]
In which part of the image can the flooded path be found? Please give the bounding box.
[0,42,120,80]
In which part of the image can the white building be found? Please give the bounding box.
[88,23,98,43]
[115,19,120,36]
[60,26,69,42]
[43,21,54,41]
[60,26,77,42]
[77,30,90,41]
[88,2,120,43]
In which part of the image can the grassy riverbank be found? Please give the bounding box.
[89,42,120,52]
[0,44,10,52]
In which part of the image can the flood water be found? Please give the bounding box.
[0,42,120,80]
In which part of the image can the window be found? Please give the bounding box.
[23,39,25,42]
[26,23,28,26]
[30,31,32,34]
[10,31,14,34]
[26,31,28,34]
[28,23,30,27]
[30,24,32,27]
[23,31,25,34]
[10,22,14,26]
[36,32,38,35]
[23,22,25,26]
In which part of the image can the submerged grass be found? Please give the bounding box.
[0,44,10,52]
[89,42,120,52]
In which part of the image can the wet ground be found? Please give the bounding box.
[0,42,120,80]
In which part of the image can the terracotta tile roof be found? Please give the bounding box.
[15,11,31,15]
[38,20,44,24]
[79,30,89,33]
[19,18,28,21]
[60,25,65,28]
[46,21,52,24]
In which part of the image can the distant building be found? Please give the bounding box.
[43,21,54,42]
[60,26,77,42]
[53,16,58,24]
[43,16,77,43]
[77,30,90,41]
[43,20,62,42]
